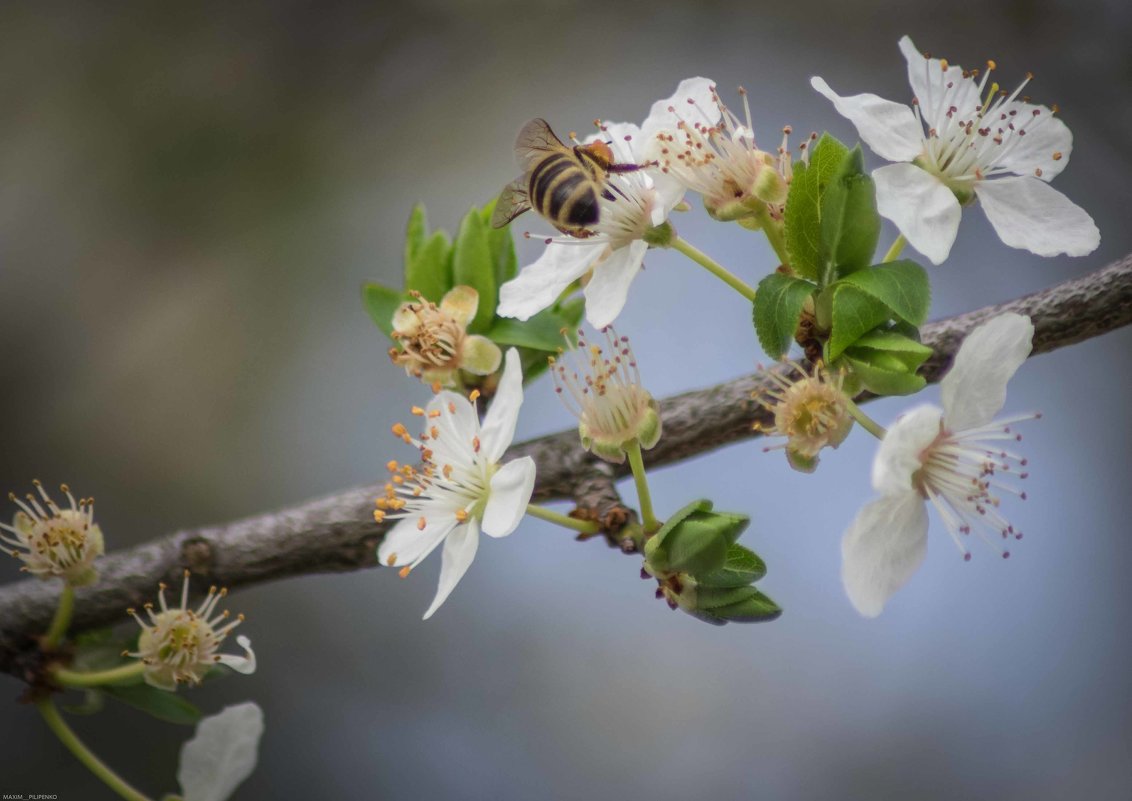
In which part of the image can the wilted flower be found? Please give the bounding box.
[0,481,104,586]
[841,313,1037,617]
[812,35,1099,264]
[126,570,255,690]
[376,348,536,619]
[389,286,501,386]
[550,327,660,464]
[754,361,854,472]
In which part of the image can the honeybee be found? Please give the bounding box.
[490,118,650,237]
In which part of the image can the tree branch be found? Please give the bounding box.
[2,254,1131,680]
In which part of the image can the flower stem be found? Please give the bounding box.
[750,206,790,265]
[669,237,758,303]
[36,697,154,801]
[52,661,147,688]
[845,397,887,440]
[882,234,907,263]
[43,584,75,650]
[626,440,660,534]
[525,503,600,535]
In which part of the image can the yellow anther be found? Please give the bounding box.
[386,460,399,472]
[398,566,412,579]
[373,509,386,522]
[447,401,457,414]
[411,406,426,416]
[455,509,468,522]
[386,553,397,566]
[468,389,481,403]
[428,409,441,419]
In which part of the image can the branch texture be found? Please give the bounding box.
[2,254,1131,680]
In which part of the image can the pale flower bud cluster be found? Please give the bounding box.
[0,481,104,587]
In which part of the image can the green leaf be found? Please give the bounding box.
[753,273,815,359]
[518,347,552,384]
[102,683,203,726]
[836,259,931,326]
[709,588,782,623]
[480,199,519,287]
[404,203,427,269]
[783,133,849,281]
[556,296,585,328]
[697,543,768,588]
[847,329,934,371]
[362,283,408,338]
[405,231,452,302]
[652,499,714,550]
[826,284,892,361]
[486,311,570,352]
[452,210,496,333]
[820,146,880,277]
[843,354,927,396]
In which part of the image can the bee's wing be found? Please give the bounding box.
[491,178,531,229]
[513,118,568,172]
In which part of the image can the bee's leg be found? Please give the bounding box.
[606,161,658,174]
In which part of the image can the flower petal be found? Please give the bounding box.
[941,312,1034,431]
[992,102,1073,181]
[422,519,480,620]
[177,702,265,801]
[460,335,502,376]
[377,514,457,569]
[874,162,961,265]
[810,77,923,162]
[497,242,604,321]
[841,492,929,618]
[639,77,721,145]
[974,176,1099,258]
[216,635,256,675]
[439,285,479,328]
[896,35,982,131]
[482,456,536,538]
[590,120,644,165]
[582,240,648,328]
[480,348,524,461]
[872,404,943,494]
[424,390,480,467]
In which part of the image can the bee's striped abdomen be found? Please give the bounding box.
[528,153,601,228]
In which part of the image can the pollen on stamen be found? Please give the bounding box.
[398,566,412,579]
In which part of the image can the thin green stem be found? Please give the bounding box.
[669,237,758,303]
[882,234,907,263]
[845,397,887,440]
[626,440,660,534]
[526,503,600,535]
[37,698,154,801]
[43,584,75,650]
[53,660,146,689]
[751,206,790,265]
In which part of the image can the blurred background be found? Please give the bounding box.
[2,0,1131,798]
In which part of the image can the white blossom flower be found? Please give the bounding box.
[841,313,1038,617]
[641,77,794,223]
[1,481,104,586]
[496,116,685,329]
[126,570,256,690]
[376,347,536,619]
[177,702,264,801]
[812,35,1099,264]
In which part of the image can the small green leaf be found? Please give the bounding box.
[697,543,768,588]
[102,683,203,726]
[843,354,927,396]
[556,296,585,328]
[783,133,849,281]
[820,146,880,277]
[847,330,934,371]
[486,311,570,352]
[405,231,452,302]
[753,273,816,359]
[826,284,892,361]
[362,283,408,338]
[480,199,519,287]
[404,204,428,268]
[652,499,714,550]
[709,588,783,623]
[452,210,496,333]
[836,259,931,326]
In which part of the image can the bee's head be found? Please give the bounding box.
[580,139,615,167]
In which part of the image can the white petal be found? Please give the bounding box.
[841,493,929,618]
[479,348,524,462]
[639,77,720,145]
[874,162,961,265]
[424,390,480,467]
[992,102,1073,181]
[582,240,648,329]
[975,176,1099,257]
[178,702,265,801]
[422,519,480,620]
[589,120,644,164]
[941,312,1034,431]
[497,243,604,321]
[810,77,923,162]
[216,635,256,675]
[897,35,982,130]
[377,514,457,569]
[482,456,536,538]
[872,404,943,494]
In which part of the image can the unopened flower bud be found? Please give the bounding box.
[1,481,103,586]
